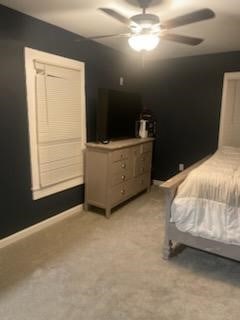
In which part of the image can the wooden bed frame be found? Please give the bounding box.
[160,156,240,262]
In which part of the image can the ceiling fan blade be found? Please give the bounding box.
[99,8,131,25]
[162,8,215,29]
[75,33,129,42]
[162,33,204,46]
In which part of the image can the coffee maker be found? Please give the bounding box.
[136,109,157,138]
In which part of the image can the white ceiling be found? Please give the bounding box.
[1,0,240,60]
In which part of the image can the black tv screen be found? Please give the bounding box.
[97,88,142,142]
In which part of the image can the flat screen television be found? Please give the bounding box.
[97,88,142,142]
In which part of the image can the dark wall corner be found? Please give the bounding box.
[142,51,240,180]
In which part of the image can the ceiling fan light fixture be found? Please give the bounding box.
[128,34,160,51]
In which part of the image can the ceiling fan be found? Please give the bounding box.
[77,0,215,52]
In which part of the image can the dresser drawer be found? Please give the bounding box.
[134,152,152,176]
[141,142,153,154]
[111,158,131,174]
[134,173,151,193]
[111,170,132,186]
[133,142,153,157]
[132,145,141,157]
[112,148,130,162]
[111,180,134,205]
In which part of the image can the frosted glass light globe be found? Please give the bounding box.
[128,34,160,52]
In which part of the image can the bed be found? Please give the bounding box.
[160,72,240,261]
[161,147,240,261]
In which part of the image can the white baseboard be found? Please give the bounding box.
[0,204,83,250]
[152,179,165,187]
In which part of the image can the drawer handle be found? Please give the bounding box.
[121,163,126,169]
[121,189,125,195]
[121,175,126,181]
[141,157,145,161]
[120,154,124,158]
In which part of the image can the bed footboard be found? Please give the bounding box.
[160,156,211,260]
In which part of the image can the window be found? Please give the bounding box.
[25,48,86,200]
[219,72,240,148]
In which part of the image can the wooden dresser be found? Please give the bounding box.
[84,138,154,218]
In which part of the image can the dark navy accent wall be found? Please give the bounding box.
[0,5,141,238]
[142,52,240,181]
[2,4,240,239]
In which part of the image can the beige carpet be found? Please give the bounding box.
[0,187,240,320]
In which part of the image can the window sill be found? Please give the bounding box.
[32,176,84,200]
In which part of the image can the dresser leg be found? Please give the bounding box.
[105,208,111,219]
[83,203,89,211]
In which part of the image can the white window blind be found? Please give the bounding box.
[25,48,86,199]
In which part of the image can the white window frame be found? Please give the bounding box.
[219,72,240,148]
[25,47,86,200]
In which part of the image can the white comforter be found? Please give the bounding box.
[171,147,240,245]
